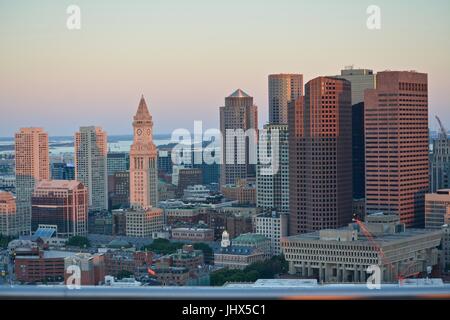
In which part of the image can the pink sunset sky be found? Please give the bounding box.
[1,0,450,136]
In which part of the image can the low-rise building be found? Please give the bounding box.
[165,206,202,226]
[232,233,271,258]
[183,185,211,202]
[125,207,163,238]
[153,266,191,286]
[214,246,266,270]
[64,252,105,286]
[171,227,214,242]
[282,213,443,283]
[103,249,153,277]
[425,189,450,229]
[169,245,204,271]
[213,231,268,270]
[222,179,256,205]
[15,249,77,283]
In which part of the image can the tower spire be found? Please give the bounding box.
[135,94,151,120]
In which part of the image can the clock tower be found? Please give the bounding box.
[130,95,158,209]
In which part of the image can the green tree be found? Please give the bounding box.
[210,255,288,286]
[142,238,183,255]
[67,236,91,248]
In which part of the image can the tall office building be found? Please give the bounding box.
[365,71,429,227]
[220,89,258,186]
[75,126,108,212]
[430,118,450,192]
[107,152,129,176]
[256,124,289,214]
[130,95,158,208]
[108,171,130,210]
[335,68,376,200]
[15,127,50,235]
[288,77,353,235]
[268,74,303,124]
[0,191,16,236]
[31,180,88,237]
[335,67,376,105]
[51,162,75,180]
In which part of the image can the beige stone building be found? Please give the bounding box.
[129,95,158,209]
[282,214,442,283]
[268,74,303,124]
[0,191,17,236]
[171,227,214,242]
[15,127,49,235]
[125,207,163,238]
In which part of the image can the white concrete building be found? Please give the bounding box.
[282,214,442,283]
[256,124,289,215]
[254,211,288,255]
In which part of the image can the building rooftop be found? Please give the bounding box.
[228,89,250,98]
[172,227,212,232]
[233,233,269,244]
[224,279,318,288]
[34,179,82,190]
[15,250,77,260]
[286,226,442,245]
[32,227,57,240]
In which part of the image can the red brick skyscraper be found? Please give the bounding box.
[288,77,353,235]
[365,71,429,227]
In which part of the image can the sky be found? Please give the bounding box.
[1,0,450,137]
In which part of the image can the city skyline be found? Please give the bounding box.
[1,0,450,136]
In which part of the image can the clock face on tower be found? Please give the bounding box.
[137,128,143,136]
[146,128,151,136]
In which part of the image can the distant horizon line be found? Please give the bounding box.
[0,133,173,140]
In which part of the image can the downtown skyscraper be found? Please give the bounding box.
[15,127,50,235]
[75,126,108,212]
[430,117,450,192]
[129,95,158,208]
[256,124,289,215]
[220,89,258,186]
[334,68,376,201]
[365,71,429,227]
[288,77,353,235]
[269,74,303,124]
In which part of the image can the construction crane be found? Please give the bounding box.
[352,217,421,282]
[436,115,448,139]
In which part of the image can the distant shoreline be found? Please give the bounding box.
[0,134,173,153]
